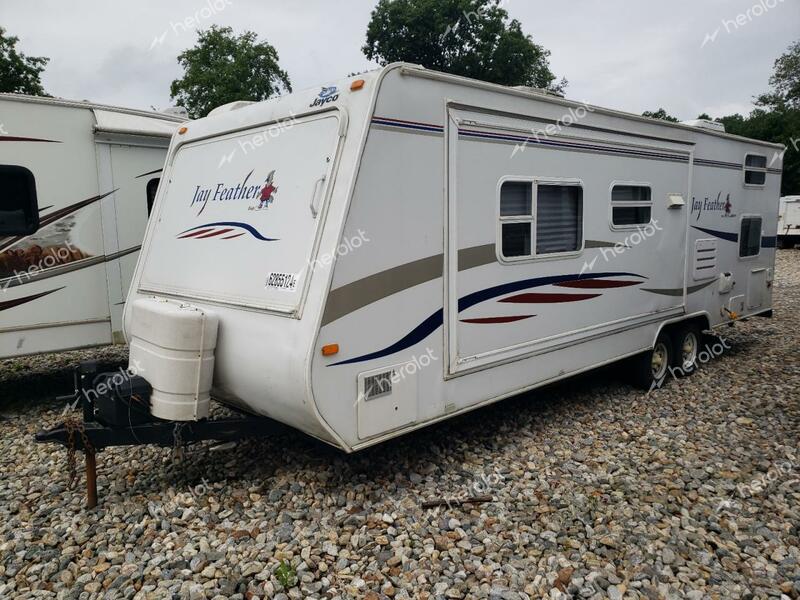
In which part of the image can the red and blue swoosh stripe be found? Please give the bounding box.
[329,272,644,366]
[177,222,278,241]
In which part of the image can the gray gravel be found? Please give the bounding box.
[1,250,799,600]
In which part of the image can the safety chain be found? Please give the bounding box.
[172,423,185,462]
[63,417,94,489]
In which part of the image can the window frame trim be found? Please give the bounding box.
[608,180,654,231]
[496,176,585,264]
[743,153,767,189]
[0,164,40,236]
[738,213,763,260]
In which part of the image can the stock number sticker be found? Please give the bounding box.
[265,271,299,292]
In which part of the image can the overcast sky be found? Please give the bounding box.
[3,0,798,120]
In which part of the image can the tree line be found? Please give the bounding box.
[1,0,797,194]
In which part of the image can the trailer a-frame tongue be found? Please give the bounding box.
[36,362,285,508]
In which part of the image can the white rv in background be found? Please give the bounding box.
[123,64,782,452]
[0,94,185,358]
[778,196,800,248]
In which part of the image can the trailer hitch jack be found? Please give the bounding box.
[85,448,98,509]
[36,362,284,508]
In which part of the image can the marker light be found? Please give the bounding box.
[322,344,339,356]
[350,79,366,91]
[178,126,188,134]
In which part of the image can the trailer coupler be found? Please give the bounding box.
[35,362,283,508]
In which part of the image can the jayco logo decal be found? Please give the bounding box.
[691,192,736,221]
[309,86,339,108]
[190,169,278,216]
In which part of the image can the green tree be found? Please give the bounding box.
[0,27,48,95]
[697,113,712,120]
[641,108,679,122]
[757,40,800,109]
[170,26,291,119]
[714,40,800,196]
[363,0,566,91]
[720,109,800,196]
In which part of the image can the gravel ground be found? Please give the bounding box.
[1,250,799,600]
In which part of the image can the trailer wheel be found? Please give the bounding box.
[630,332,672,390]
[671,323,702,376]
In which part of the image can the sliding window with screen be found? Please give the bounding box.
[499,179,583,261]
[611,184,652,228]
[744,154,767,187]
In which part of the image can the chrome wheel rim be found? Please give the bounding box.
[651,342,669,381]
[681,332,699,370]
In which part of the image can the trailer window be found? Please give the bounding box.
[0,165,39,235]
[499,181,582,259]
[536,184,582,254]
[739,216,762,257]
[744,154,766,187]
[146,178,160,216]
[611,185,652,227]
[500,182,533,257]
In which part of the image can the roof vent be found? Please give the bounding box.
[681,119,726,133]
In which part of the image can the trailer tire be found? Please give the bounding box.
[670,323,702,376]
[630,332,673,391]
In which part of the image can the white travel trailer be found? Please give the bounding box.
[41,64,784,469]
[778,196,800,248]
[0,94,185,358]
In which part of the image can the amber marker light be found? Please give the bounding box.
[322,344,339,356]
[350,79,366,91]
[178,126,188,134]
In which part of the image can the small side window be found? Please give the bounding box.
[0,165,39,235]
[744,154,766,187]
[611,184,652,227]
[500,182,532,257]
[499,180,582,260]
[146,178,160,216]
[739,216,762,257]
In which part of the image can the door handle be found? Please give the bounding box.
[310,175,326,218]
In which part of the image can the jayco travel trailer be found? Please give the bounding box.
[37,64,783,505]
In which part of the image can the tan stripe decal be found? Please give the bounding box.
[585,240,629,249]
[640,279,716,296]
[321,244,497,326]
[457,244,496,271]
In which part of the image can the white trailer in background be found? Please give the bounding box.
[778,196,800,248]
[0,94,185,358]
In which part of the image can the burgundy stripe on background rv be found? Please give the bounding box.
[0,135,61,143]
[135,168,163,179]
[0,287,64,312]
[0,190,117,254]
